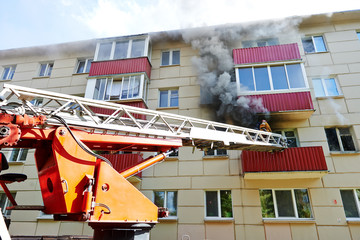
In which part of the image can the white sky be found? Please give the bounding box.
[0,0,359,50]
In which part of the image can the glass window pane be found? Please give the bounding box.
[206,191,219,217]
[302,37,315,53]
[275,190,295,217]
[9,67,15,79]
[357,32,360,41]
[217,149,227,156]
[9,149,20,162]
[242,40,255,48]
[85,59,93,73]
[287,64,305,88]
[114,41,129,59]
[154,191,165,207]
[206,149,215,156]
[167,191,177,216]
[220,190,233,218]
[98,78,107,100]
[159,91,169,107]
[110,81,121,100]
[132,76,140,98]
[313,79,325,97]
[76,61,85,73]
[254,67,271,91]
[39,64,47,76]
[325,128,341,151]
[170,90,178,107]
[259,190,275,218]
[161,52,170,66]
[340,135,356,151]
[340,190,360,218]
[19,149,28,161]
[131,39,145,58]
[271,66,288,90]
[2,67,10,80]
[97,42,112,61]
[324,78,339,96]
[172,51,180,65]
[239,68,254,91]
[47,63,53,76]
[314,36,327,52]
[121,78,129,99]
[294,189,312,218]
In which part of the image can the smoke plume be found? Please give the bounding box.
[179,18,301,128]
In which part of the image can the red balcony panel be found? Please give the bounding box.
[102,153,143,178]
[233,43,301,65]
[243,91,314,112]
[89,57,151,78]
[89,101,147,120]
[242,146,328,179]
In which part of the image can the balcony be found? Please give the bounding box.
[233,43,315,120]
[89,101,147,120]
[101,153,143,182]
[242,146,328,179]
[89,57,152,78]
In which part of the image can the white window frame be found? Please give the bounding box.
[273,129,299,148]
[153,190,178,218]
[85,74,147,101]
[312,77,342,97]
[1,65,16,80]
[94,36,150,61]
[204,190,233,219]
[204,149,228,156]
[260,189,313,219]
[242,38,279,48]
[158,89,179,108]
[161,49,180,66]
[325,127,357,152]
[75,58,93,74]
[302,35,327,53]
[2,148,28,162]
[38,62,53,77]
[235,62,308,93]
[340,189,360,220]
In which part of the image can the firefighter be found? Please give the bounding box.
[259,119,272,132]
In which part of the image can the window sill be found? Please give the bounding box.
[304,51,329,55]
[330,151,360,156]
[0,79,12,82]
[316,95,344,100]
[165,157,179,161]
[158,217,178,222]
[160,64,180,68]
[202,155,229,160]
[204,217,234,222]
[72,72,89,76]
[239,88,310,96]
[8,161,25,165]
[347,218,360,224]
[156,107,179,110]
[37,214,53,220]
[32,76,50,79]
[263,218,315,224]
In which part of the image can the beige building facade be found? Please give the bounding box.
[1,9,360,240]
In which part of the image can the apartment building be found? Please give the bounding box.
[1,9,360,240]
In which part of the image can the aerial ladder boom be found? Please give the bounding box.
[0,84,287,239]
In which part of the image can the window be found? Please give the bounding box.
[205,149,228,156]
[340,189,360,219]
[159,89,179,108]
[85,74,148,101]
[273,130,298,148]
[242,38,279,48]
[154,191,177,217]
[95,37,149,61]
[259,189,313,219]
[0,192,16,217]
[313,78,341,97]
[161,50,180,66]
[325,127,356,152]
[237,63,306,92]
[75,59,93,74]
[302,36,327,53]
[205,190,233,218]
[1,65,16,80]
[357,32,360,41]
[39,63,53,77]
[8,149,28,162]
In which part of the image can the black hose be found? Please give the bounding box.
[51,115,113,167]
